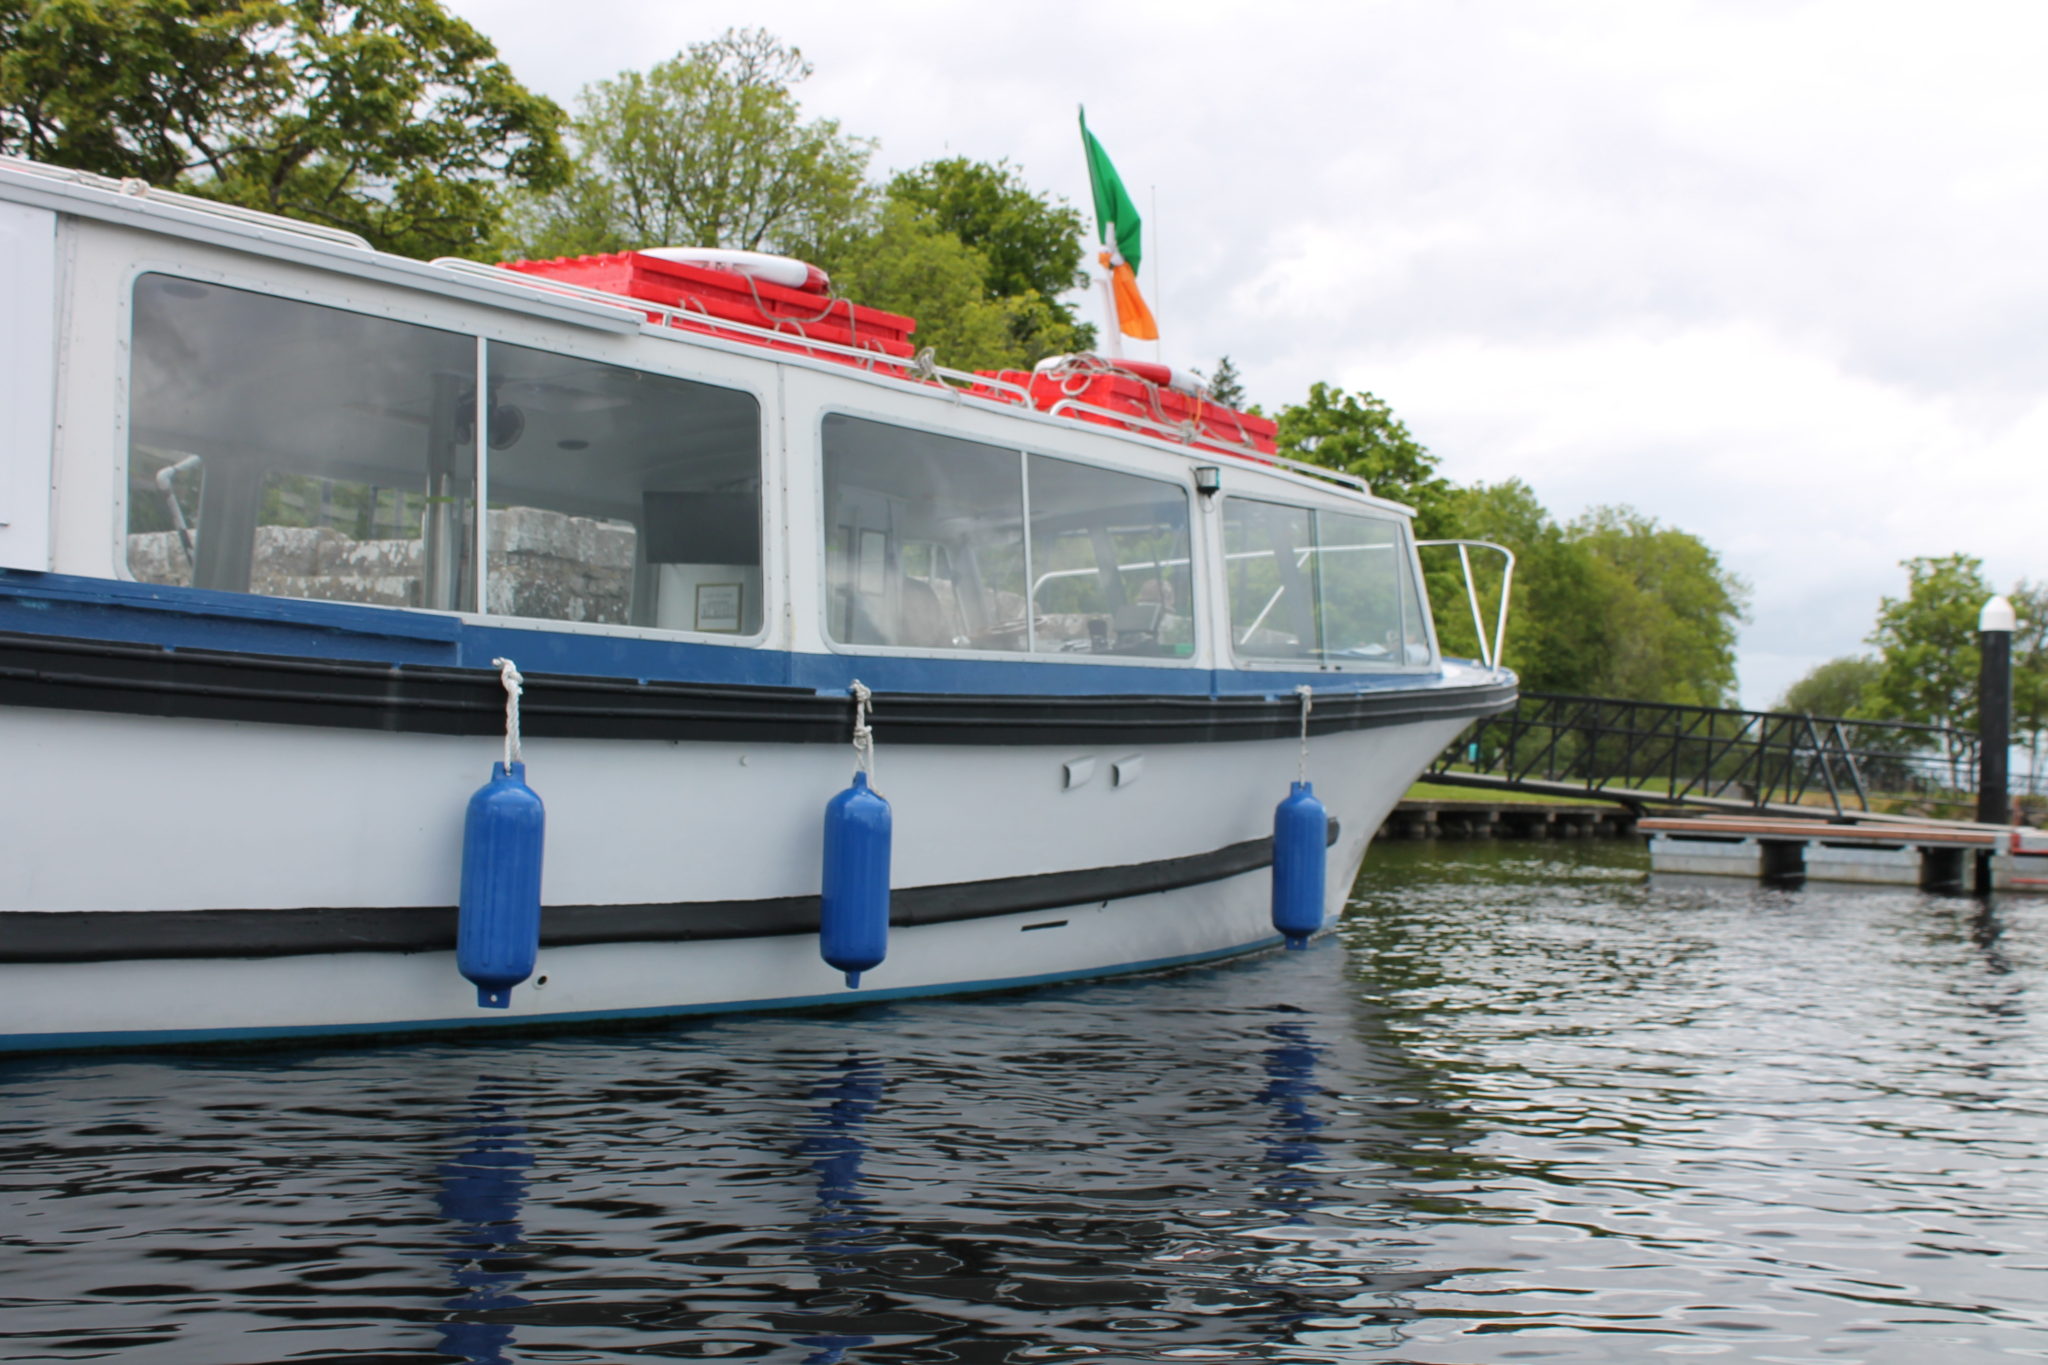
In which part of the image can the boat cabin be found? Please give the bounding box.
[2,158,1438,681]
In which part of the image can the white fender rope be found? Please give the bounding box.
[850,680,875,780]
[493,657,524,770]
[1296,684,1313,784]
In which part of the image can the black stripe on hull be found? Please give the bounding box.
[0,821,1339,964]
[0,630,1514,746]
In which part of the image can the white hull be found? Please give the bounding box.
[0,707,1467,1049]
[5,870,1275,1048]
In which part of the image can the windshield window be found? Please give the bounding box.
[1223,497,1428,666]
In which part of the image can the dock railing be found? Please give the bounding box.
[1430,693,1981,819]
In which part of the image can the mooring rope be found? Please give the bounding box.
[850,680,875,780]
[1296,684,1313,784]
[493,657,524,770]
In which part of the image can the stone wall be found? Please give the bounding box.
[127,505,638,621]
[483,506,635,624]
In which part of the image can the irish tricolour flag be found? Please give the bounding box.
[1079,109,1159,341]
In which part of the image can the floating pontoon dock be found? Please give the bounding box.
[1642,815,2048,894]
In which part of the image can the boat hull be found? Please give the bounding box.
[0,702,1471,1051]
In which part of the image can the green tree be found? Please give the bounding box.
[823,199,1018,372]
[1275,383,1454,535]
[1269,384,1744,704]
[1568,506,1748,706]
[1865,554,1993,735]
[1434,479,1606,692]
[1,0,569,258]
[512,28,871,260]
[1203,355,1246,409]
[990,290,1094,367]
[886,157,1083,303]
[884,157,1093,361]
[1776,655,1880,717]
[2005,580,2046,802]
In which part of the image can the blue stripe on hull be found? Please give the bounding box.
[0,569,1457,699]
[0,936,1295,1054]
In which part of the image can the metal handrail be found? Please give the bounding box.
[431,256,1036,406]
[1042,398,1370,492]
[447,257,1394,500]
[1416,539,1515,669]
[1433,690,1980,817]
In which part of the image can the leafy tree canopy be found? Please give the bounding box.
[0,0,569,258]
[2012,581,2048,799]
[1776,655,1880,718]
[1416,483,1748,703]
[1569,505,1749,707]
[1275,383,1454,536]
[1433,479,1604,693]
[511,39,1088,370]
[821,199,1019,373]
[878,157,1094,362]
[1270,387,1749,703]
[1202,355,1246,409]
[886,157,1085,303]
[513,28,872,260]
[1865,554,1993,733]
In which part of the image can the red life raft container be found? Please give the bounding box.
[500,249,918,364]
[977,354,1278,459]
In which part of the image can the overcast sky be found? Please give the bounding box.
[446,0,2045,707]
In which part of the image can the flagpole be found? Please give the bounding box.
[1149,182,1161,362]
[1080,109,1120,357]
[1098,271,1122,358]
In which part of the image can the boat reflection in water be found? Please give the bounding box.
[7,848,2044,1361]
[433,1084,534,1365]
[794,1053,886,1364]
[1254,1012,1330,1222]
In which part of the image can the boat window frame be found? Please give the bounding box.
[812,407,1203,667]
[112,258,777,647]
[1218,491,1437,672]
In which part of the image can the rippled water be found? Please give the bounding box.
[4,840,2047,1363]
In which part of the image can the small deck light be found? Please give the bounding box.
[1193,465,1221,496]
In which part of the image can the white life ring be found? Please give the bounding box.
[1033,353,1208,397]
[639,247,829,292]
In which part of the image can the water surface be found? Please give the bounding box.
[4,839,2045,1362]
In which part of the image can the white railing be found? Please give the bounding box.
[1416,539,1515,670]
[440,258,1384,495]
[1043,397,1368,492]
[431,257,1035,406]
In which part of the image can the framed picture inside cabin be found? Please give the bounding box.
[694,583,743,632]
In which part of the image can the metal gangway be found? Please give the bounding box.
[1430,692,1984,820]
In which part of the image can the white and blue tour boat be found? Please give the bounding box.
[0,156,1514,1051]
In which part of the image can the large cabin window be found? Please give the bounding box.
[127,275,478,609]
[822,415,1027,650]
[1224,498,1426,666]
[1026,456,1194,657]
[481,342,761,631]
[125,276,766,631]
[820,417,1198,659]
